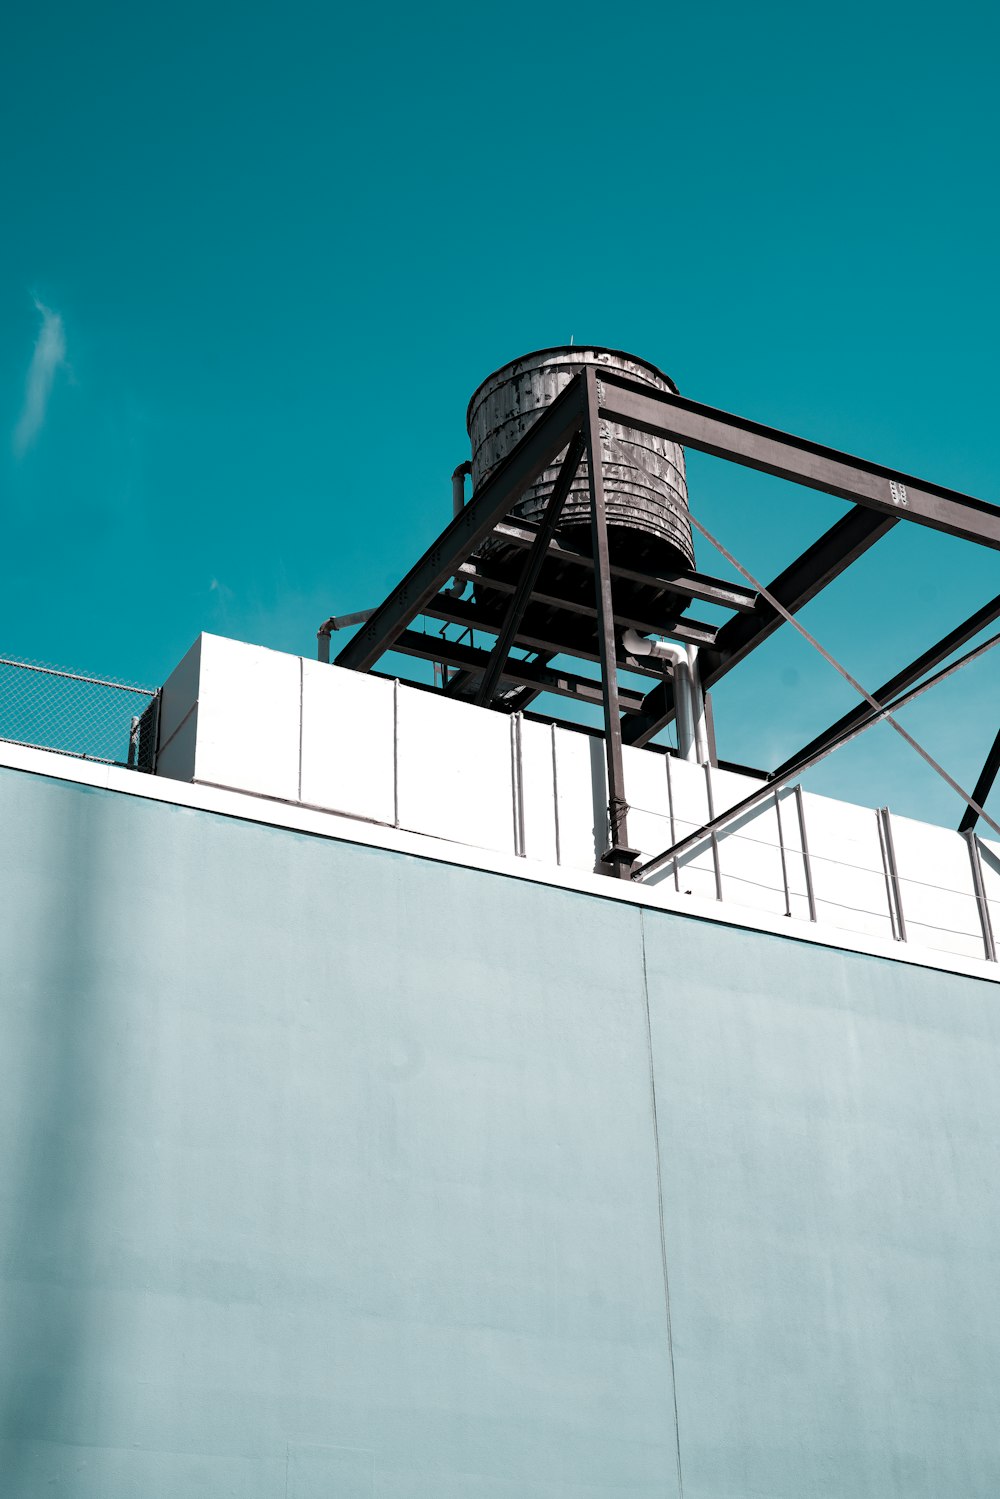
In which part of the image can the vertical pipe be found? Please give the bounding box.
[687,646,710,765]
[583,368,633,878]
[673,657,696,763]
[964,829,997,962]
[452,461,472,517]
[794,784,817,922]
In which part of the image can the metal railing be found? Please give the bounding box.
[0,654,159,771]
[626,773,1000,966]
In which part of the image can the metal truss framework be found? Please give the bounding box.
[331,368,1000,878]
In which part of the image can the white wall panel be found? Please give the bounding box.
[710,768,789,919]
[194,635,301,802]
[300,662,395,825]
[661,757,719,901]
[157,636,202,756]
[155,706,199,784]
[623,744,673,869]
[551,728,606,873]
[395,685,515,855]
[799,792,893,941]
[890,815,984,960]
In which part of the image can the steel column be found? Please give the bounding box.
[583,368,634,877]
[959,724,1000,834]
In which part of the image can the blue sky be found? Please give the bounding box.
[2,0,999,826]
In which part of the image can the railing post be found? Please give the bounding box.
[964,829,997,962]
[704,763,723,901]
[794,785,818,922]
[877,806,907,942]
[774,788,793,918]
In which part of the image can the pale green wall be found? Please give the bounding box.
[2,765,999,1497]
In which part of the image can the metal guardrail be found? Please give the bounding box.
[0,655,159,771]
[628,779,999,965]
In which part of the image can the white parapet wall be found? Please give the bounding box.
[156,633,999,967]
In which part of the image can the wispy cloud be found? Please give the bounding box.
[13,298,68,458]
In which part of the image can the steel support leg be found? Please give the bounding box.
[474,434,585,707]
[959,724,1000,834]
[583,368,636,878]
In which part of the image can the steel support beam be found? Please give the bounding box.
[773,592,1000,779]
[623,504,895,747]
[335,374,586,673]
[490,519,759,614]
[703,506,895,679]
[584,368,635,877]
[389,629,648,714]
[474,435,585,706]
[597,371,1000,550]
[457,559,720,644]
[959,726,1000,834]
[421,595,664,679]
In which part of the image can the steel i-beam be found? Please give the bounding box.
[584,368,635,878]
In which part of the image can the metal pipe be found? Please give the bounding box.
[443,463,475,598]
[316,608,376,662]
[686,645,710,765]
[622,629,697,762]
[452,461,472,517]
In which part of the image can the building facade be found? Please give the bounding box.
[3,635,1000,1497]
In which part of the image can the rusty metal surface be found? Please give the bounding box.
[467,345,694,571]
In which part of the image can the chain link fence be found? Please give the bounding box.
[0,654,159,771]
